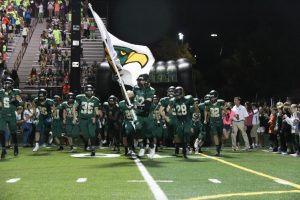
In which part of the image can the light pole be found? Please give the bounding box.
[210,33,223,56]
[178,32,184,44]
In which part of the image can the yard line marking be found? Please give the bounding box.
[199,153,300,190]
[127,180,173,183]
[127,180,146,182]
[156,180,174,183]
[275,179,290,185]
[132,153,168,200]
[208,179,222,184]
[6,178,21,183]
[187,190,300,200]
[76,178,87,183]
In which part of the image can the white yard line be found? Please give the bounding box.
[76,178,87,183]
[6,178,21,183]
[275,179,290,185]
[127,180,173,183]
[208,179,222,184]
[132,153,168,200]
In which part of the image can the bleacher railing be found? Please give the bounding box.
[14,18,38,71]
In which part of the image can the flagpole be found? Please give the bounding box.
[89,4,137,121]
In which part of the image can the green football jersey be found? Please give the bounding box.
[33,98,54,118]
[204,99,225,123]
[0,89,21,115]
[75,94,101,119]
[169,95,194,121]
[149,102,162,122]
[133,85,155,115]
[119,100,134,121]
[53,103,63,120]
[61,101,75,119]
[102,102,120,122]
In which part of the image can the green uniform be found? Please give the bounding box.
[33,98,54,132]
[190,106,205,139]
[205,99,225,135]
[133,85,155,137]
[51,103,63,137]
[75,94,101,138]
[149,103,163,138]
[169,95,194,143]
[0,89,21,132]
[61,101,80,137]
[102,102,121,138]
[119,100,135,136]
[158,96,178,140]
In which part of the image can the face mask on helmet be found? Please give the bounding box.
[3,81,12,90]
[85,86,94,97]
[153,95,159,104]
[174,87,184,99]
[167,87,175,97]
[108,96,117,106]
[38,91,46,101]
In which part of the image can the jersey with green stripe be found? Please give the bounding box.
[204,99,225,123]
[0,89,21,114]
[75,94,101,119]
[169,95,194,121]
[33,98,54,118]
[119,100,134,121]
[133,85,155,115]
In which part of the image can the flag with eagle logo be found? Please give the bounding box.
[89,4,155,86]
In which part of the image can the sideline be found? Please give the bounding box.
[187,190,300,200]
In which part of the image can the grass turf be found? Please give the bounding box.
[0,147,299,200]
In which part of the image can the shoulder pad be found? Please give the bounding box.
[204,100,210,105]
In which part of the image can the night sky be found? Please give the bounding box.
[91,0,300,101]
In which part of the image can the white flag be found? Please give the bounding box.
[89,4,155,86]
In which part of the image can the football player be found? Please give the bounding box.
[158,86,177,151]
[169,86,194,158]
[0,77,22,159]
[191,98,205,153]
[32,88,55,152]
[73,85,102,156]
[119,90,135,155]
[102,95,121,152]
[51,95,64,150]
[204,90,225,156]
[133,74,156,158]
[62,92,79,152]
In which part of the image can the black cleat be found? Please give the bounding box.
[14,146,19,156]
[91,150,96,156]
[57,146,64,151]
[1,150,6,159]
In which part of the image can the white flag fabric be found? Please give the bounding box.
[89,4,155,86]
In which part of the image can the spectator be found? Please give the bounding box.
[231,97,250,151]
[251,103,259,148]
[268,107,277,152]
[48,0,54,19]
[285,104,300,156]
[54,0,60,18]
[276,102,286,154]
[245,102,253,148]
[223,106,234,142]
[37,2,44,23]
[28,67,38,85]
[281,103,292,155]
[257,106,268,148]
[22,25,29,45]
[11,69,19,88]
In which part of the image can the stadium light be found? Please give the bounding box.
[178,32,184,41]
[211,33,218,37]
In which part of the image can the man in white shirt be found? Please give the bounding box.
[251,103,259,148]
[231,97,250,150]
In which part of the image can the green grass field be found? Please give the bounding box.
[1,147,300,200]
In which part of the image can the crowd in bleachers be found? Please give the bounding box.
[0,0,34,81]
[26,0,98,88]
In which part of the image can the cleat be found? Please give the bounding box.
[127,150,133,156]
[149,148,155,159]
[33,144,39,152]
[138,149,145,157]
[91,150,95,157]
[175,147,179,155]
[57,146,64,151]
[1,150,6,159]
[14,146,19,156]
